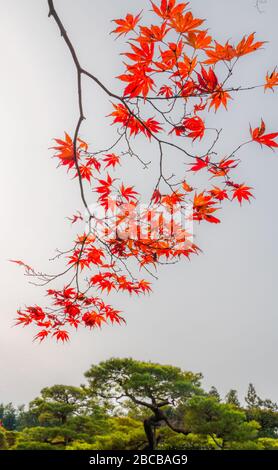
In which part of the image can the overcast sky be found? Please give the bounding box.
[0,0,277,406]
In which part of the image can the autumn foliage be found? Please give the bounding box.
[13,0,278,342]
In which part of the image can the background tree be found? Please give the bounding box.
[15,406,39,431]
[29,385,87,426]
[2,357,277,451]
[185,396,259,449]
[208,386,221,402]
[245,383,262,409]
[14,385,109,450]
[225,389,241,407]
[244,384,278,438]
[85,358,203,449]
[0,403,17,431]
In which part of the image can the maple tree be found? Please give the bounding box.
[13,0,278,342]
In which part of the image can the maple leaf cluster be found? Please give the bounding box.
[113,3,265,113]
[13,0,278,342]
[16,289,125,343]
[15,131,201,341]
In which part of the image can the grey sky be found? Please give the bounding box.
[0,0,277,406]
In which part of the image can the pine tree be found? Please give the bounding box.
[245,384,260,409]
[208,387,221,402]
[225,390,240,407]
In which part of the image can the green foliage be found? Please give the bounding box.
[85,358,203,411]
[244,383,277,411]
[158,429,217,450]
[185,396,259,449]
[2,358,278,451]
[16,406,39,430]
[80,417,146,451]
[66,441,96,450]
[208,386,221,402]
[29,385,88,425]
[0,403,17,430]
[258,437,278,450]
[246,408,278,438]
[15,425,80,449]
[0,428,8,450]
[15,441,61,450]
[66,414,109,437]
[225,389,241,407]
[245,383,261,409]
[5,430,18,448]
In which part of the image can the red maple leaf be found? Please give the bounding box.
[52,330,70,343]
[205,41,236,64]
[103,153,121,169]
[189,156,210,172]
[197,66,218,93]
[9,259,34,273]
[186,30,212,50]
[118,65,155,98]
[120,184,139,202]
[169,11,204,34]
[52,133,88,169]
[138,23,169,43]
[151,189,162,204]
[67,211,83,224]
[151,0,188,20]
[231,184,254,204]
[209,158,238,178]
[158,85,174,98]
[34,330,50,343]
[184,116,205,141]
[78,164,93,182]
[235,33,265,57]
[112,12,141,37]
[209,89,231,112]
[143,118,163,137]
[251,119,278,148]
[193,192,220,224]
[82,312,106,328]
[209,186,229,201]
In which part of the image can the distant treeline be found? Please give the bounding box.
[1,358,278,450]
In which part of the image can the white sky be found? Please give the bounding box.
[0,0,277,405]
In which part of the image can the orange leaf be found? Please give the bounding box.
[186,30,212,50]
[209,186,229,201]
[182,181,194,192]
[265,69,278,92]
[138,23,169,43]
[193,192,220,224]
[235,33,265,57]
[151,0,188,20]
[169,12,204,34]
[112,12,141,37]
[205,41,236,64]
[251,119,278,148]
[209,89,231,112]
[158,85,174,98]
